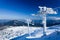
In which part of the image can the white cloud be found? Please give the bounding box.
[48,17,60,20]
[54,17,60,20]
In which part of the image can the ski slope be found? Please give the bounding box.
[0,26,40,40]
[0,25,60,40]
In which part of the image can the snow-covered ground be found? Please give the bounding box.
[0,26,41,40]
[26,27,56,39]
[0,25,60,40]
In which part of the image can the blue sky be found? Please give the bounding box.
[0,0,60,19]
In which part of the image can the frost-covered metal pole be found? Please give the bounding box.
[42,14,46,35]
[39,6,57,35]
[39,6,47,35]
[26,19,32,36]
[32,6,57,36]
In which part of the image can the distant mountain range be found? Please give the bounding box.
[0,19,60,27]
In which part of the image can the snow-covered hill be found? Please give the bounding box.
[0,25,60,40]
[0,26,40,40]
